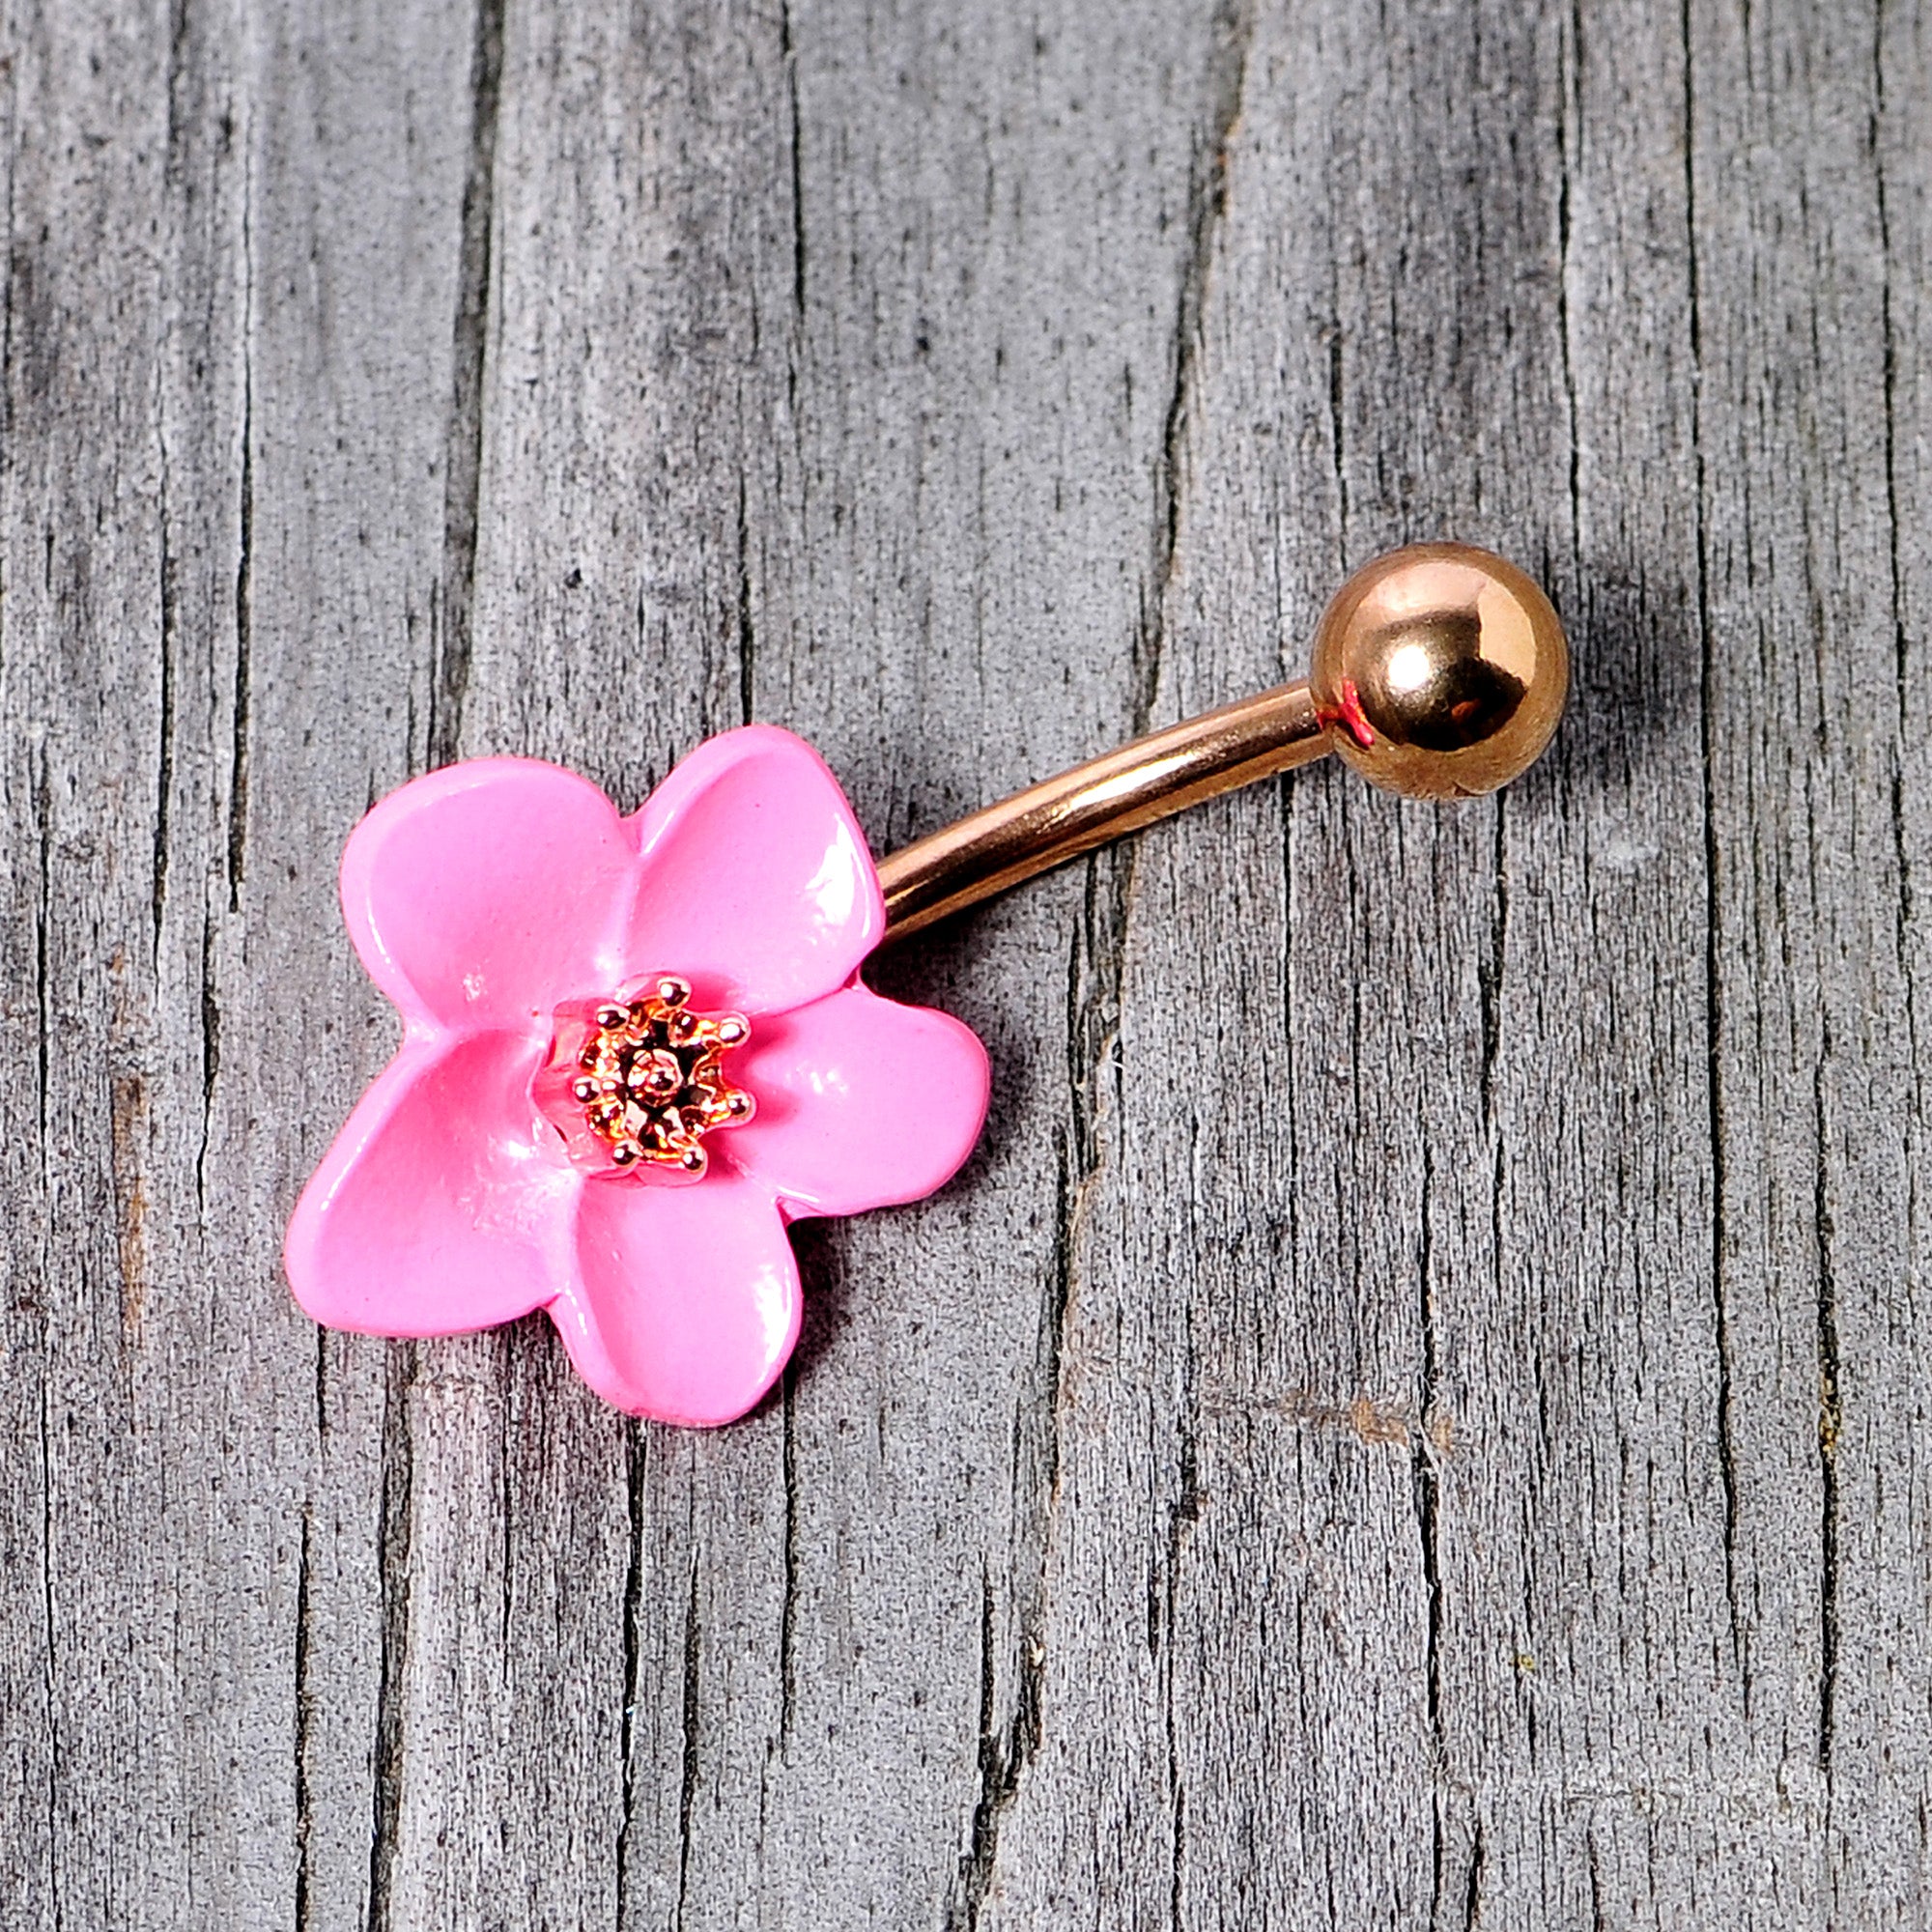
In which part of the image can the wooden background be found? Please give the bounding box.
[3,0,1928,1924]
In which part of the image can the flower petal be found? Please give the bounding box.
[343,757,638,1031]
[623,725,883,1015]
[554,1171,802,1426]
[724,983,989,1217]
[285,1031,578,1336]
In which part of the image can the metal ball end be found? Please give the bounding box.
[1308,543,1569,801]
[678,1148,706,1175]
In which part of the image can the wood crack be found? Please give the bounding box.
[1324,305,1349,544]
[615,1423,646,1925]
[38,1351,63,1932]
[228,131,253,913]
[952,1127,1078,1929]
[294,1504,315,1932]
[151,0,191,955]
[1141,0,1252,732]
[1478,807,1508,1126]
[1160,1365,1198,1927]
[1681,0,1747,1691]
[1413,1146,1446,1773]
[152,417,177,956]
[1813,1047,1841,1798]
[953,1563,1044,1932]
[736,468,755,728]
[36,749,52,1163]
[1556,0,1583,586]
[428,0,505,770]
[365,1344,416,1932]
[195,911,219,1215]
[779,1371,800,1747]
[673,1564,701,1929]
[780,0,805,323]
[1462,1818,1486,1930]
[1872,5,1923,1163]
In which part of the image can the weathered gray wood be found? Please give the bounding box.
[2,0,1928,1925]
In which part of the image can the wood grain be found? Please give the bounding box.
[1,0,1926,1924]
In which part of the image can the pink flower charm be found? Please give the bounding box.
[284,726,990,1427]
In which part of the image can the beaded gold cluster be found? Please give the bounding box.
[569,977,754,1176]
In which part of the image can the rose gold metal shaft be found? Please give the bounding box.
[876,681,1331,939]
[875,542,1573,940]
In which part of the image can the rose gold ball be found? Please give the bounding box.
[1307,543,1569,800]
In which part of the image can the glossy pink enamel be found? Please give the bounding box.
[558,1170,803,1427]
[725,983,989,1216]
[285,725,989,1426]
[339,756,638,1032]
[624,728,884,1014]
[284,1030,577,1335]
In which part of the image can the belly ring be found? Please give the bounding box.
[877,541,1569,935]
[285,541,1570,1427]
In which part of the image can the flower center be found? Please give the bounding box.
[538,976,754,1178]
